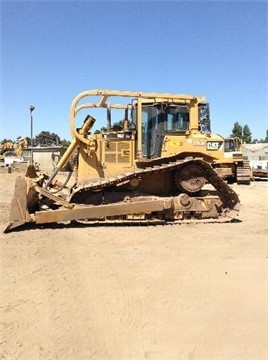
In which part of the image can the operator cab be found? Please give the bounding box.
[132,102,190,159]
[224,137,241,152]
[132,101,211,159]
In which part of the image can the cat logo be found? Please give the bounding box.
[206,141,223,150]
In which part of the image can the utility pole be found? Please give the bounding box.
[30,105,35,165]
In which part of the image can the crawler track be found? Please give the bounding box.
[69,158,239,221]
[5,159,240,233]
[237,160,251,184]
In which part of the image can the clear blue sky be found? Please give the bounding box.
[1,1,267,142]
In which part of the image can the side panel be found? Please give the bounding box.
[77,133,136,183]
[161,133,225,161]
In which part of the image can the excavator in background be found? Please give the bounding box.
[5,89,241,232]
[0,138,28,163]
[0,141,15,160]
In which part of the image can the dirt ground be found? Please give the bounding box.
[0,170,267,360]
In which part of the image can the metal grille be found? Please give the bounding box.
[118,154,129,162]
[104,141,131,163]
[106,142,116,151]
[105,153,116,163]
[118,143,129,150]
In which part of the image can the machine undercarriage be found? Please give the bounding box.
[5,158,239,232]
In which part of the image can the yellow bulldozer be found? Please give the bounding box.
[5,89,241,232]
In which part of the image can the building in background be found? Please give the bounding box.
[22,146,64,172]
[242,143,268,179]
[242,143,268,170]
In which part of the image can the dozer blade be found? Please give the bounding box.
[4,176,32,233]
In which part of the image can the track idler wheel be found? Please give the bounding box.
[175,164,206,193]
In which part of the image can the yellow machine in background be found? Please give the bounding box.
[0,138,28,158]
[207,136,251,185]
[5,89,241,232]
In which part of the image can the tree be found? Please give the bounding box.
[264,129,268,143]
[31,131,71,149]
[94,120,127,134]
[1,138,13,144]
[230,122,243,139]
[25,136,31,146]
[34,131,60,147]
[230,122,253,143]
[242,124,252,143]
[94,126,107,134]
[60,139,71,150]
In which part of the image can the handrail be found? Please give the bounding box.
[69,89,206,143]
